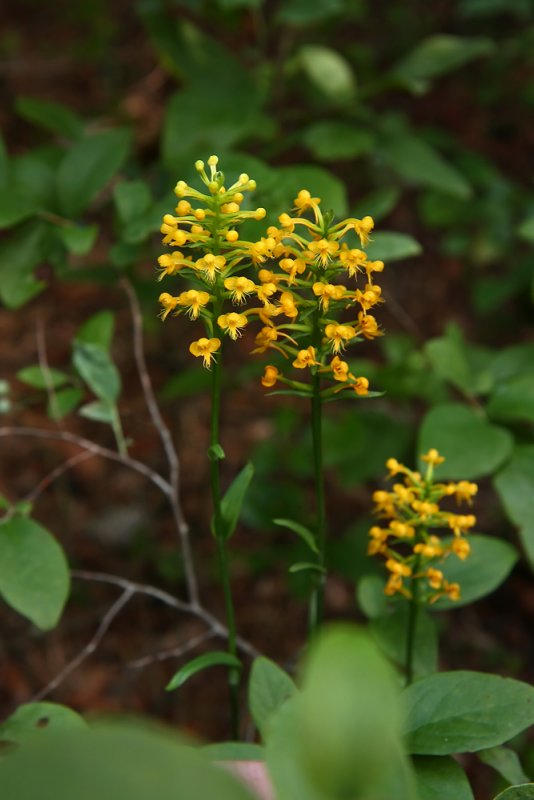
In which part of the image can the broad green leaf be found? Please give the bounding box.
[413,755,475,800]
[266,164,348,219]
[11,150,57,206]
[0,703,86,745]
[479,747,530,786]
[273,518,318,554]
[424,334,472,393]
[15,97,83,139]
[113,180,152,224]
[494,446,534,568]
[371,603,438,677]
[202,742,265,761]
[517,215,534,244]
[365,231,423,261]
[487,374,534,424]
[248,657,297,739]
[494,786,534,800]
[0,516,70,630]
[17,365,69,390]
[292,625,414,799]
[489,343,534,383]
[79,401,115,424]
[382,134,472,198]
[58,224,98,255]
[57,129,132,216]
[0,192,38,229]
[76,311,115,350]
[433,535,518,609]
[357,574,389,619]
[0,720,254,800]
[403,671,534,755]
[166,651,242,691]
[393,35,494,92]
[352,186,401,221]
[72,341,120,404]
[48,387,83,421]
[418,403,513,479]
[302,122,374,161]
[218,462,254,540]
[297,45,357,103]
[0,223,48,308]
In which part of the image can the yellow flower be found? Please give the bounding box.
[412,499,440,521]
[451,537,470,560]
[392,483,415,505]
[372,490,395,515]
[444,581,461,601]
[293,346,317,369]
[386,458,405,477]
[261,365,280,388]
[157,250,190,279]
[278,291,299,319]
[330,355,350,382]
[365,259,384,280]
[354,283,383,312]
[307,238,339,267]
[293,189,321,218]
[427,568,443,590]
[189,337,221,368]
[452,481,478,504]
[389,520,415,539]
[353,215,374,246]
[386,559,412,578]
[447,514,476,536]
[248,237,275,265]
[421,448,445,466]
[312,282,346,311]
[413,536,443,558]
[159,292,179,321]
[196,253,226,282]
[224,276,255,304]
[356,312,382,340]
[176,289,210,319]
[339,246,367,278]
[352,376,369,396]
[256,282,278,306]
[324,323,356,353]
[217,312,248,340]
[279,257,308,284]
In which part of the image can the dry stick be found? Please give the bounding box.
[127,630,217,670]
[120,278,199,607]
[23,450,95,506]
[31,587,135,702]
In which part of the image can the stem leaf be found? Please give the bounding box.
[273,518,319,554]
[218,462,254,541]
[289,562,326,574]
[165,651,242,692]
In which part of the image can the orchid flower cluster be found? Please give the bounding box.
[368,449,478,604]
[157,157,384,398]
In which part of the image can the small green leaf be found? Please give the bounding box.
[297,45,357,103]
[403,671,534,755]
[48,387,83,421]
[217,462,254,540]
[424,333,472,393]
[273,518,318,554]
[413,755,475,800]
[57,224,98,255]
[487,374,534,424]
[0,192,38,229]
[113,180,152,225]
[0,223,48,309]
[418,403,513,479]
[393,35,494,93]
[202,742,265,761]
[288,562,326,574]
[478,747,530,786]
[494,446,534,569]
[494,786,534,800]
[365,231,423,261]
[357,574,389,619]
[382,134,472,198]
[17,365,69,390]
[16,97,83,139]
[72,341,120,404]
[432,535,518,609]
[0,516,70,630]
[0,702,86,745]
[57,129,132,216]
[303,122,374,161]
[166,651,242,692]
[248,657,297,739]
[76,311,115,351]
[208,443,226,461]
[78,401,114,424]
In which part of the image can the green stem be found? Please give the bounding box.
[210,346,240,738]
[110,405,128,457]
[309,314,327,638]
[405,560,421,686]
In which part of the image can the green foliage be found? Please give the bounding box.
[479,747,530,787]
[166,652,242,691]
[493,787,534,800]
[248,657,297,739]
[218,462,254,541]
[413,756,475,800]
[0,516,70,630]
[370,603,438,677]
[0,703,86,745]
[494,446,534,569]
[403,671,534,755]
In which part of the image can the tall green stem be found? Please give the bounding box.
[309,311,327,638]
[210,346,240,738]
[404,557,421,686]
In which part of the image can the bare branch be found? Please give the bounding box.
[31,587,135,702]
[127,630,216,670]
[0,427,172,496]
[23,450,95,506]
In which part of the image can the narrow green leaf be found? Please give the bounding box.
[48,387,83,421]
[76,311,115,351]
[413,755,475,800]
[0,703,86,745]
[393,35,494,92]
[403,671,534,755]
[166,652,242,692]
[218,462,254,540]
[382,134,472,198]
[57,129,132,216]
[273,518,319,554]
[16,97,83,139]
[494,786,534,800]
[0,516,70,630]
[248,657,297,739]
[365,231,423,261]
[288,562,326,574]
[72,341,120,404]
[78,401,114,424]
[418,403,513,479]
[479,747,530,786]
[57,224,98,256]
[17,366,69,390]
